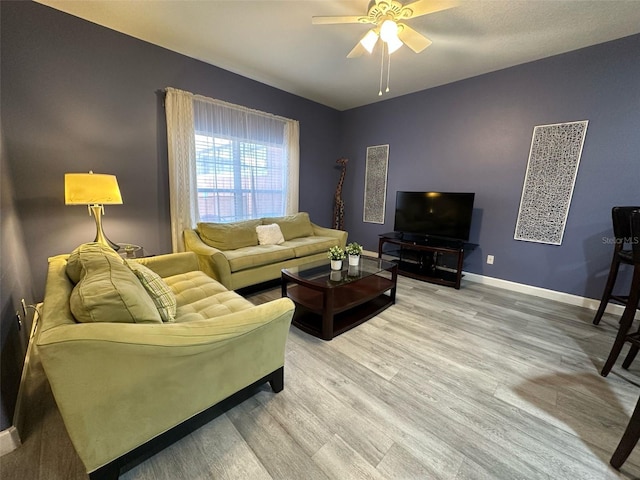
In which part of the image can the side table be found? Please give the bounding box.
[116,243,152,259]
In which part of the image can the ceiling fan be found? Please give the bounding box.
[312,0,458,58]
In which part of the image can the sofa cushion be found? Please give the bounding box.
[66,242,123,284]
[197,219,261,250]
[68,243,162,324]
[262,212,313,241]
[223,245,295,273]
[256,223,285,245]
[164,271,254,322]
[282,236,341,258]
[127,261,177,323]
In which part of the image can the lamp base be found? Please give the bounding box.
[94,234,120,251]
[90,205,120,251]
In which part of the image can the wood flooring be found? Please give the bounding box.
[2,276,640,479]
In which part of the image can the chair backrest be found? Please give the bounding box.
[631,209,640,263]
[612,206,640,240]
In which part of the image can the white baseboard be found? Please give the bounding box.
[14,305,40,429]
[368,249,629,317]
[0,426,21,456]
[462,271,629,317]
[2,303,42,458]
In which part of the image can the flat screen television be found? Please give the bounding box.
[394,191,475,242]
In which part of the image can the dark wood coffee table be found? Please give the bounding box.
[281,256,398,340]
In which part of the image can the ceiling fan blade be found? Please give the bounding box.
[400,0,458,19]
[347,42,367,58]
[312,15,369,25]
[397,24,432,53]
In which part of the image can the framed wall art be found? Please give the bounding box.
[514,120,588,245]
[363,144,389,224]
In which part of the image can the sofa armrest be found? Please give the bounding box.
[37,297,294,472]
[37,297,294,348]
[183,229,232,287]
[133,252,199,278]
[312,223,348,248]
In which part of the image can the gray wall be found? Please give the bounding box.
[1,1,342,302]
[2,0,639,432]
[0,1,341,430]
[1,128,34,430]
[340,33,640,300]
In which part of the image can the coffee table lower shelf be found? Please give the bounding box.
[291,294,393,340]
[282,258,398,341]
[284,272,396,340]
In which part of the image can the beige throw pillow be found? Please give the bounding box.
[66,242,123,284]
[256,224,285,245]
[197,219,261,250]
[127,261,177,322]
[261,212,313,240]
[68,243,162,324]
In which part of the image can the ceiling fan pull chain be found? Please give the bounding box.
[386,49,391,93]
[378,42,385,96]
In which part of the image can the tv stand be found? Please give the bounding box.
[378,233,470,289]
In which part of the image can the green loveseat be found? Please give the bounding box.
[36,245,294,479]
[184,212,347,290]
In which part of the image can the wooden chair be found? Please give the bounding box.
[600,209,640,377]
[593,206,640,325]
[610,392,640,470]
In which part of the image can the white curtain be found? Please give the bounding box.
[284,120,300,214]
[193,95,300,221]
[165,87,199,252]
[166,88,300,245]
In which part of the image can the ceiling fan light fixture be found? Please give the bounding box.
[313,0,456,96]
[379,19,398,43]
[359,29,379,53]
[379,19,402,54]
[386,35,403,54]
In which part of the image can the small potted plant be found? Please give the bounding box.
[327,245,345,270]
[345,242,363,266]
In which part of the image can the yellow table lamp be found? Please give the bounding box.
[65,171,123,250]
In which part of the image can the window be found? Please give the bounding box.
[193,99,293,223]
[195,134,284,222]
[164,87,299,252]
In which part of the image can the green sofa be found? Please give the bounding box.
[36,245,294,479]
[184,212,347,290]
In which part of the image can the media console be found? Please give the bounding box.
[378,232,476,289]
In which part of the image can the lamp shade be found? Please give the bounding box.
[65,173,123,205]
[386,35,403,54]
[359,29,379,54]
[380,19,402,54]
[379,20,398,43]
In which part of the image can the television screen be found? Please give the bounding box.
[394,191,475,241]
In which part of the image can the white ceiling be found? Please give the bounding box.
[36,0,640,111]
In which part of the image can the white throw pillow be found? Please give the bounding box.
[256,224,285,245]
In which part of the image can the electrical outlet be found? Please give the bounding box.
[487,255,494,265]
[21,298,27,317]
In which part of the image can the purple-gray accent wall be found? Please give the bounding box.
[1,127,35,431]
[1,1,341,298]
[340,33,640,300]
[0,1,340,429]
[1,0,639,431]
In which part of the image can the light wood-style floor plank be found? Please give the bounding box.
[226,394,330,480]
[312,434,387,480]
[3,276,640,479]
[376,442,454,480]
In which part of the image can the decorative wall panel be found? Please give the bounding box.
[514,120,588,245]
[363,145,389,224]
